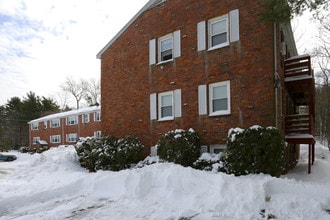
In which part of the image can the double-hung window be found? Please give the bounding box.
[150,89,182,121]
[159,35,173,62]
[51,135,61,144]
[209,15,229,49]
[31,122,39,130]
[94,111,101,122]
[159,91,174,120]
[209,81,230,115]
[198,81,231,116]
[33,137,40,145]
[66,133,77,142]
[197,9,239,51]
[51,119,60,128]
[149,30,181,65]
[67,115,78,125]
[82,113,90,123]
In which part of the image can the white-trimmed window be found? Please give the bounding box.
[198,81,231,116]
[82,113,90,123]
[208,15,229,49]
[94,111,101,122]
[50,135,61,144]
[150,89,181,121]
[197,9,239,51]
[66,133,77,142]
[43,121,47,129]
[159,91,174,120]
[51,119,60,128]
[159,34,173,62]
[94,131,101,138]
[32,137,40,145]
[67,115,78,125]
[149,30,181,65]
[209,81,231,116]
[31,122,39,130]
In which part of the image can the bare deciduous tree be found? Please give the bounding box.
[60,76,88,109]
[84,78,100,106]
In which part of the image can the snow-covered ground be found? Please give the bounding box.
[1,143,330,220]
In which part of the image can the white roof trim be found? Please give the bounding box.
[96,0,163,59]
[28,106,101,124]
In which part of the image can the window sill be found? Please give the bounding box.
[208,43,229,51]
[157,59,173,65]
[158,116,174,122]
[209,111,231,117]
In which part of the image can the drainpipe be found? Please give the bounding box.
[274,23,278,128]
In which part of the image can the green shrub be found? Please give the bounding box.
[222,126,286,177]
[75,135,144,172]
[157,128,201,167]
[193,153,223,172]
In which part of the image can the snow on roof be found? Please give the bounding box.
[28,106,101,124]
[96,0,164,59]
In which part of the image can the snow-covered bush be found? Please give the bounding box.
[222,126,286,177]
[193,153,223,172]
[157,128,201,167]
[75,136,144,172]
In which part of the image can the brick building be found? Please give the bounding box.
[97,0,315,170]
[28,106,101,148]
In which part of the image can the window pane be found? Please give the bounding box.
[161,106,173,117]
[212,19,226,35]
[213,98,228,111]
[161,38,172,51]
[161,49,173,61]
[212,33,227,46]
[162,94,172,106]
[213,85,227,99]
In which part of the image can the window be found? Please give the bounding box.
[31,122,39,130]
[198,81,231,116]
[94,131,101,138]
[209,81,231,116]
[82,113,90,123]
[51,119,60,128]
[43,121,47,129]
[150,89,181,121]
[159,35,173,62]
[32,137,40,145]
[159,91,174,120]
[149,30,181,65]
[66,133,77,142]
[67,115,78,125]
[197,9,239,51]
[50,135,61,144]
[94,111,101,122]
[208,15,229,49]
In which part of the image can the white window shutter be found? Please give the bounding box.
[149,39,156,65]
[197,21,206,51]
[230,9,240,42]
[150,93,157,120]
[173,30,181,58]
[198,85,207,115]
[174,89,182,117]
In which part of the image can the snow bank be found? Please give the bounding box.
[1,144,330,219]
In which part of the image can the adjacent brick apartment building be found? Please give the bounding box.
[97,0,315,170]
[28,106,101,148]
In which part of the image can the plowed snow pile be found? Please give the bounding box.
[1,144,330,220]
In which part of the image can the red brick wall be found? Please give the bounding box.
[29,111,101,148]
[100,0,282,152]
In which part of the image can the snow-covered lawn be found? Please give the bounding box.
[1,143,330,220]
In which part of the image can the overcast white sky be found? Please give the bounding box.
[0,0,318,106]
[0,0,149,106]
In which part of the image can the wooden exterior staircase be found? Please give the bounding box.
[284,54,315,173]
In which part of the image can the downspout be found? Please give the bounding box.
[274,23,278,128]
